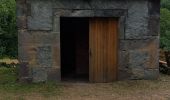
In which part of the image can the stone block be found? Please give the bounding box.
[29,31,58,45]
[70,10,94,17]
[148,0,160,16]
[129,50,150,69]
[118,51,129,70]
[54,9,94,17]
[118,51,131,80]
[120,38,159,69]
[19,62,32,83]
[90,0,127,9]
[144,69,159,80]
[17,0,160,82]
[125,1,149,39]
[19,62,30,78]
[53,0,91,9]
[18,46,30,62]
[16,1,27,16]
[93,9,126,17]
[16,0,26,4]
[127,50,147,80]
[118,69,132,80]
[37,46,52,68]
[19,45,38,63]
[119,16,126,39]
[130,68,145,80]
[27,1,52,30]
[17,16,27,29]
[52,45,60,68]
[47,68,61,82]
[148,15,160,36]
[54,9,126,18]
[53,0,127,10]
[18,30,33,45]
[32,67,47,83]
[53,17,60,32]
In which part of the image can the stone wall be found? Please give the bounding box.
[17,0,160,82]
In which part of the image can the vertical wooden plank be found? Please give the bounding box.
[89,18,118,82]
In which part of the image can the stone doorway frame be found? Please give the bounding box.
[52,9,127,81]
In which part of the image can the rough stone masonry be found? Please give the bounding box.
[17,0,160,83]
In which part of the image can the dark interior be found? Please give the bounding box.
[60,17,89,82]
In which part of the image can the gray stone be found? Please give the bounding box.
[129,50,150,69]
[17,0,160,82]
[47,68,61,82]
[18,46,30,62]
[70,10,94,17]
[125,1,149,39]
[118,51,129,70]
[90,0,128,9]
[54,9,94,17]
[16,5,26,17]
[93,9,126,17]
[54,9,126,17]
[148,15,160,36]
[53,0,128,10]
[128,50,150,79]
[119,16,126,39]
[37,46,52,68]
[28,31,58,45]
[19,62,30,78]
[118,50,131,80]
[17,16,27,29]
[18,30,33,45]
[53,17,60,32]
[118,69,131,80]
[53,0,91,9]
[148,0,160,16]
[32,67,47,83]
[144,69,159,80]
[120,37,159,69]
[131,68,145,80]
[27,1,52,30]
[119,37,159,50]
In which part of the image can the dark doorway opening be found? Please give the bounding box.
[60,17,89,82]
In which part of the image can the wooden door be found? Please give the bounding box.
[89,18,118,82]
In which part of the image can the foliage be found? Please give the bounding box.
[160,0,170,51]
[160,31,170,51]
[0,0,17,58]
[160,8,170,51]
[161,0,170,11]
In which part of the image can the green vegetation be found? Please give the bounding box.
[0,0,17,58]
[161,0,170,51]
[161,0,170,11]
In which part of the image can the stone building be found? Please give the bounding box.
[17,0,160,83]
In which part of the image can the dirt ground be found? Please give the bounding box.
[1,74,170,100]
[56,83,170,100]
[0,55,169,100]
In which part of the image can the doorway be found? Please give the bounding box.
[60,17,89,82]
[60,17,118,82]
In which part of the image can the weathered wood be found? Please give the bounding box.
[89,18,118,82]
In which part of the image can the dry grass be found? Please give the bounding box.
[0,59,18,64]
